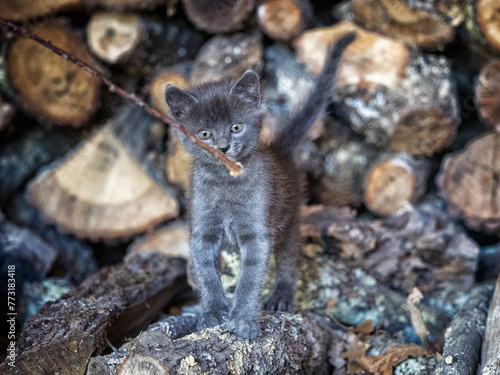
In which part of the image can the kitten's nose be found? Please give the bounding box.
[218,138,230,153]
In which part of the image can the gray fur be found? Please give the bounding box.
[165,32,356,339]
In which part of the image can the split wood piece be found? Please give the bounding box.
[190,31,263,83]
[128,221,190,259]
[350,0,455,49]
[5,192,98,285]
[302,119,379,207]
[481,274,500,375]
[294,21,460,155]
[437,132,500,232]
[477,0,500,53]
[364,153,430,216]
[28,126,179,242]
[87,13,205,78]
[476,59,500,130]
[435,285,494,375]
[87,313,343,375]
[0,211,58,282]
[82,0,165,11]
[256,0,312,42]
[0,128,80,205]
[0,96,14,131]
[0,253,187,375]
[0,0,81,21]
[6,20,101,127]
[181,0,255,34]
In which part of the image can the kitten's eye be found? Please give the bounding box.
[230,123,243,133]
[198,130,212,140]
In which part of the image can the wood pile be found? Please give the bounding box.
[1,0,500,374]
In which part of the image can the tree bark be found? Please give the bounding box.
[87,313,344,375]
[437,132,500,232]
[435,285,494,375]
[364,153,430,216]
[6,20,101,127]
[0,253,187,375]
[481,274,500,375]
[181,0,255,34]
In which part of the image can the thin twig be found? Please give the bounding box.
[0,17,243,176]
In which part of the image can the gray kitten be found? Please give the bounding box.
[165,32,356,339]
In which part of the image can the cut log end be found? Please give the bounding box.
[257,0,304,42]
[87,12,142,64]
[6,21,101,127]
[28,128,179,241]
[0,0,81,21]
[118,355,170,375]
[149,70,189,117]
[181,0,255,33]
[364,154,429,216]
[477,0,500,52]
[476,59,500,130]
[128,222,189,259]
[437,132,500,232]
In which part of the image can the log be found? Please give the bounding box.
[350,0,456,49]
[0,128,80,205]
[5,192,98,285]
[190,31,263,83]
[364,153,430,216]
[0,253,187,375]
[0,0,81,21]
[147,66,190,118]
[6,20,101,127]
[0,96,14,131]
[27,107,180,242]
[87,312,344,375]
[437,132,500,232]
[181,0,255,34]
[476,59,500,130]
[435,285,494,375]
[481,274,500,375]
[478,244,500,282]
[256,0,312,42]
[294,21,460,155]
[476,0,500,53]
[87,13,205,76]
[82,0,165,11]
[166,131,193,194]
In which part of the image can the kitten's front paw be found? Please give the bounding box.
[264,288,294,313]
[197,311,228,331]
[227,316,261,340]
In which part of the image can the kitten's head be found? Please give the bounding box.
[165,70,262,164]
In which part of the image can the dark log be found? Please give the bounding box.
[5,192,98,285]
[435,285,494,375]
[437,132,500,232]
[0,0,82,21]
[181,0,255,34]
[0,128,81,205]
[0,253,187,375]
[190,31,263,83]
[478,244,500,282]
[294,21,460,155]
[481,274,500,375]
[87,312,344,375]
[256,0,312,42]
[82,0,165,11]
[87,13,205,77]
[364,153,430,216]
[6,20,101,127]
[27,106,180,242]
[350,0,455,49]
[476,59,500,130]
[0,96,14,131]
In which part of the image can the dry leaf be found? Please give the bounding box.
[354,319,374,335]
[406,287,430,345]
[368,344,430,375]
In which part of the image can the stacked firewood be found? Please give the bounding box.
[1,0,500,374]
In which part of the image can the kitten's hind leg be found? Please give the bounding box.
[264,229,299,313]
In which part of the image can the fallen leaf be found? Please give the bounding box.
[368,344,430,375]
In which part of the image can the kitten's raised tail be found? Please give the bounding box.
[273,32,356,154]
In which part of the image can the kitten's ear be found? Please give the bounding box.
[230,70,260,106]
[165,85,198,118]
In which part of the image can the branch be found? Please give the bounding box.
[0,17,243,177]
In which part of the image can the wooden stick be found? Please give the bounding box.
[0,17,242,177]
